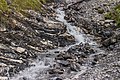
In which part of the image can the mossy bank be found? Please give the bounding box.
[0,0,46,12]
[105,4,120,28]
[0,0,47,30]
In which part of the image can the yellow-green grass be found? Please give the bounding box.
[105,4,120,28]
[0,0,46,28]
[0,0,46,12]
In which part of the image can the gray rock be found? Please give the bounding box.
[102,37,117,47]
[70,62,80,71]
[57,60,70,67]
[16,47,26,53]
[105,20,115,23]
[49,68,64,74]
[0,26,6,32]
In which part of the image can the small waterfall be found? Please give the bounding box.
[56,8,96,45]
[10,6,104,80]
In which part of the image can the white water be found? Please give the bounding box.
[10,7,103,80]
[56,8,95,44]
[11,61,49,80]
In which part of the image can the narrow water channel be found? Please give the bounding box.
[10,7,104,80]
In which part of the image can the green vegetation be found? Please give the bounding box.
[0,0,46,17]
[0,0,47,29]
[105,4,120,27]
[0,0,8,12]
[98,8,104,14]
[12,0,46,11]
[0,0,46,12]
[0,0,47,16]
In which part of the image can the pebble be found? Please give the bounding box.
[16,47,26,53]
[0,26,6,32]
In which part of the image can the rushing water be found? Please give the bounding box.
[10,7,103,80]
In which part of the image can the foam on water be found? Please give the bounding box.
[10,60,50,80]
[56,8,85,43]
[56,8,96,45]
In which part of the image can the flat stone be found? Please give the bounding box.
[49,68,64,74]
[0,44,8,49]
[0,63,7,67]
[16,47,26,53]
[0,56,23,63]
[105,20,115,23]
[0,76,8,80]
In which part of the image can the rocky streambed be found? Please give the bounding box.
[0,2,75,79]
[0,0,120,80]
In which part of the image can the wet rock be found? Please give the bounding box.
[49,77,62,80]
[56,53,73,60]
[91,61,97,66]
[70,62,80,72]
[46,22,66,34]
[55,77,62,80]
[54,51,59,53]
[64,15,69,20]
[67,45,79,53]
[102,38,117,47]
[68,17,75,22]
[63,54,73,60]
[36,16,43,22]
[57,60,70,67]
[67,43,95,54]
[58,33,75,47]
[55,56,64,60]
[49,68,64,74]
[93,58,98,62]
[80,54,87,58]
[102,30,113,38]
[19,77,28,80]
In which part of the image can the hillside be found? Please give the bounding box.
[0,0,120,80]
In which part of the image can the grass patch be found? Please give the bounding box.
[0,0,47,12]
[105,4,120,27]
[0,0,8,12]
[0,0,47,29]
[12,0,43,11]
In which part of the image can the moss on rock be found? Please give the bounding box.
[105,4,120,28]
[98,8,104,14]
